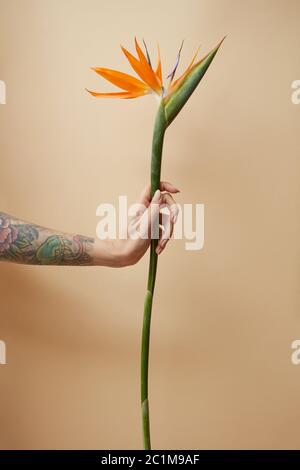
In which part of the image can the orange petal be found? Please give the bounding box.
[155,44,162,84]
[134,37,150,67]
[121,46,159,92]
[135,37,162,90]
[142,39,152,67]
[86,88,148,99]
[170,47,200,91]
[121,41,162,93]
[92,67,149,92]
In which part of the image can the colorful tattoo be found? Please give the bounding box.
[0,212,94,266]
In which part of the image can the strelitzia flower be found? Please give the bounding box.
[87,36,224,450]
[87,38,163,99]
[87,37,224,123]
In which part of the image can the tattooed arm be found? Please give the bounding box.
[0,182,180,267]
[0,211,137,267]
[0,211,106,266]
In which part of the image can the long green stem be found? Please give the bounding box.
[141,103,167,450]
[139,39,224,448]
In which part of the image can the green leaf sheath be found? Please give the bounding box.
[164,38,225,125]
[141,103,167,450]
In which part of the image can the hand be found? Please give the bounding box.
[112,181,180,267]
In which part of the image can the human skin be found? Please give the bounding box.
[0,182,179,268]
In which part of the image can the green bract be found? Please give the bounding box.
[164,39,224,125]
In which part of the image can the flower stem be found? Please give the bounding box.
[141,103,167,450]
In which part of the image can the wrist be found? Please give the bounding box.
[93,239,133,268]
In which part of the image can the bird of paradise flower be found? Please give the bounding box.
[87,37,225,450]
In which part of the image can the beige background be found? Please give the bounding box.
[0,0,300,450]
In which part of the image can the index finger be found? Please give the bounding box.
[139,181,180,205]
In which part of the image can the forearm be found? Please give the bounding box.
[0,212,119,267]
[0,184,178,267]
